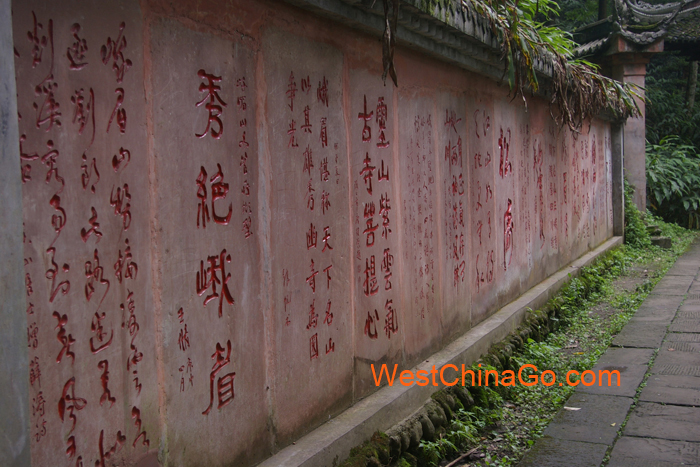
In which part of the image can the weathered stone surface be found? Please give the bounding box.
[667,332,700,343]
[0,0,29,464]
[596,347,655,366]
[576,356,648,397]
[651,275,693,295]
[350,66,403,398]
[543,393,632,444]
[640,375,700,406]
[150,16,270,467]
[14,2,159,465]
[653,347,700,370]
[263,27,354,445]
[608,437,700,466]
[625,402,700,442]
[612,321,668,348]
[518,436,608,467]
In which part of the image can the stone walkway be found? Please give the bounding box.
[519,240,700,467]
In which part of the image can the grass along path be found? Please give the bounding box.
[410,218,697,467]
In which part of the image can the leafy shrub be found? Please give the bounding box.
[646,136,700,229]
[624,179,652,248]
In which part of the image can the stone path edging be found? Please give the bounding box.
[258,237,623,467]
[520,239,700,467]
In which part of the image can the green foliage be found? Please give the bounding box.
[624,179,652,248]
[458,0,641,129]
[646,136,700,229]
[646,52,700,149]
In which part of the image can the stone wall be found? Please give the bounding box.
[9,0,614,465]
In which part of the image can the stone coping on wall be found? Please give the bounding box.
[258,236,623,467]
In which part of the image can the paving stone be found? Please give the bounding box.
[612,321,668,348]
[596,347,655,366]
[608,437,700,466]
[625,402,700,442]
[630,306,677,323]
[654,348,700,370]
[675,310,700,320]
[669,319,700,333]
[640,375,700,406]
[678,304,700,314]
[518,436,608,467]
[635,295,684,314]
[666,261,700,277]
[575,348,650,397]
[543,393,632,444]
[651,276,694,295]
[662,340,700,353]
[667,333,700,343]
[576,364,647,397]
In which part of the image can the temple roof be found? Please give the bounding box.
[574,0,700,59]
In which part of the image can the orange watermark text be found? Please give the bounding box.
[371,363,621,388]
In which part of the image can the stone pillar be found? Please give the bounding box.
[611,122,625,236]
[0,0,31,465]
[606,37,663,213]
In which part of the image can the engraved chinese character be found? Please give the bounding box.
[53,311,75,364]
[100,22,132,83]
[376,97,389,148]
[384,299,398,338]
[203,340,235,415]
[364,309,379,339]
[196,249,235,318]
[195,69,227,139]
[358,95,373,142]
[67,23,88,70]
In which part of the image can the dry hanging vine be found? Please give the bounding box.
[402,0,642,130]
[381,0,400,86]
[464,0,641,129]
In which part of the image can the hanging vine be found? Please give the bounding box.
[394,0,642,129]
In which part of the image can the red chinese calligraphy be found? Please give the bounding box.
[84,248,110,309]
[203,340,235,415]
[114,238,137,283]
[80,153,100,193]
[287,72,297,111]
[364,309,379,339]
[195,69,226,139]
[80,207,102,243]
[360,153,375,195]
[317,76,328,107]
[306,259,319,293]
[52,311,75,364]
[384,299,398,338]
[363,255,378,297]
[95,429,126,467]
[98,360,116,407]
[100,22,132,82]
[46,247,70,302]
[89,311,113,354]
[58,377,87,434]
[310,333,319,360]
[196,249,235,318]
[111,147,130,172]
[376,97,389,148]
[131,407,150,448]
[110,183,131,230]
[66,23,88,70]
[106,88,126,134]
[70,87,94,144]
[358,95,373,142]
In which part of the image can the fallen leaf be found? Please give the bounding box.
[668,348,675,352]
[574,352,584,355]
[564,407,581,411]
[611,423,616,426]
